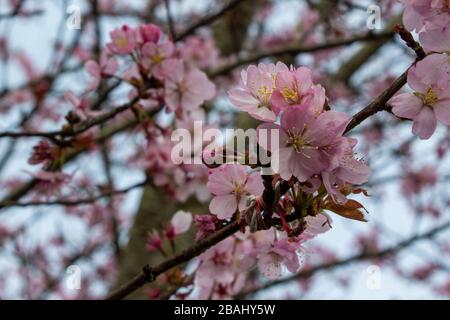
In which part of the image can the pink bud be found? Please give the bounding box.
[139,24,161,44]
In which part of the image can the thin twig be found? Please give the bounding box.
[209,30,395,77]
[163,0,176,40]
[0,96,138,140]
[0,179,148,208]
[175,0,244,41]
[344,27,426,133]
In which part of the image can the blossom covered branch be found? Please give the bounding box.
[1,0,450,300]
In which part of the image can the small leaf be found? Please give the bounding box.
[352,188,370,197]
[325,200,368,222]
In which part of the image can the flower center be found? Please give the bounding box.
[281,87,299,104]
[257,85,272,106]
[212,251,228,266]
[288,134,306,153]
[116,35,128,49]
[233,182,245,195]
[416,87,439,107]
[179,82,189,93]
[151,53,164,64]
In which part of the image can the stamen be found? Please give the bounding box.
[281,87,299,104]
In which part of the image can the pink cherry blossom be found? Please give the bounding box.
[401,0,450,32]
[107,25,137,55]
[301,213,332,240]
[194,214,217,240]
[228,62,288,122]
[28,140,54,166]
[420,26,450,53]
[146,230,164,253]
[400,1,450,53]
[194,237,237,299]
[24,170,73,199]
[137,24,161,44]
[173,165,210,203]
[64,91,104,120]
[401,165,438,196]
[322,138,371,203]
[207,164,264,220]
[179,36,220,69]
[390,55,450,139]
[163,60,216,113]
[258,108,350,181]
[256,214,332,279]
[270,66,325,114]
[85,50,118,91]
[136,137,176,185]
[257,237,304,279]
[170,210,192,235]
[140,41,175,78]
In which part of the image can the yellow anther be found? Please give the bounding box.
[423,87,438,107]
[151,54,163,64]
[289,135,305,153]
[415,87,439,107]
[116,36,128,49]
[281,87,299,104]
[233,183,245,195]
[257,85,272,102]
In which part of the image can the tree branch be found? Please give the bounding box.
[209,30,395,78]
[174,0,244,42]
[0,179,148,208]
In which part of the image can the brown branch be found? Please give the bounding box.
[0,179,148,208]
[344,70,408,133]
[394,24,426,60]
[344,26,426,133]
[106,219,241,300]
[0,0,42,20]
[163,0,176,40]
[38,243,108,299]
[0,106,162,211]
[174,0,244,42]
[209,30,395,78]
[0,96,138,140]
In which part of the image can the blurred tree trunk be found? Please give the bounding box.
[115,187,206,299]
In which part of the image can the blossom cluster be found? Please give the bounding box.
[390,1,450,139]
[28,24,217,202]
[225,62,370,207]
[192,214,330,299]
[90,24,216,115]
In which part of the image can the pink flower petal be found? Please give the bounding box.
[245,172,264,196]
[391,93,423,119]
[207,169,234,195]
[434,99,450,125]
[412,107,437,139]
[171,210,192,235]
[209,194,237,220]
